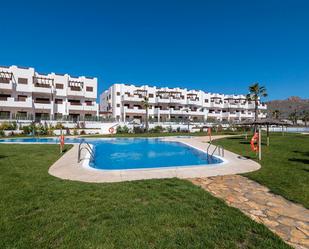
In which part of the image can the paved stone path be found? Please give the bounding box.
[190,175,309,249]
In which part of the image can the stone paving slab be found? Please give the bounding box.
[190,175,309,249]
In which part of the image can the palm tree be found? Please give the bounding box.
[272,110,281,120]
[301,110,309,126]
[288,110,298,125]
[246,83,268,131]
[141,96,149,132]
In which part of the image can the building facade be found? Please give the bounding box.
[0,65,98,122]
[100,83,267,123]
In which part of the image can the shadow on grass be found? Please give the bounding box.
[288,158,309,165]
[0,155,7,160]
[292,150,309,157]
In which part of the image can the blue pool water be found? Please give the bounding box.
[0,137,223,170]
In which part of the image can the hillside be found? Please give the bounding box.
[266,96,309,118]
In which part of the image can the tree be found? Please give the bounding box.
[301,110,309,126]
[246,83,268,132]
[288,110,298,125]
[141,96,149,131]
[272,110,281,120]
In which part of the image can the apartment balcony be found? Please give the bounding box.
[210,102,223,108]
[170,98,185,104]
[156,97,170,103]
[187,99,201,106]
[83,103,98,112]
[67,88,84,97]
[33,102,52,110]
[67,103,98,112]
[122,95,143,102]
[124,107,146,114]
[0,97,32,108]
[0,81,13,91]
[221,112,229,118]
[208,112,221,117]
[33,85,53,94]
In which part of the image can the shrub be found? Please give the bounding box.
[133,126,145,134]
[116,125,130,134]
[66,128,71,135]
[73,129,78,136]
[122,125,130,133]
[116,126,123,134]
[176,127,181,133]
[149,125,164,133]
[55,122,64,129]
[0,130,4,137]
[80,130,86,135]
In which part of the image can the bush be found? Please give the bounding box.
[73,129,78,136]
[116,125,130,134]
[122,125,130,133]
[0,130,4,137]
[133,126,145,134]
[80,130,86,135]
[55,122,64,129]
[116,126,123,134]
[0,121,17,131]
[149,125,164,133]
[66,128,71,135]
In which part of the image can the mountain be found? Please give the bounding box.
[266,96,309,119]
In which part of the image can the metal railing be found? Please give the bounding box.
[77,140,95,163]
[207,143,224,157]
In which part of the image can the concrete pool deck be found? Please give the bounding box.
[48,135,261,183]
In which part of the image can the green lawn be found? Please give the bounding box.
[0,144,289,249]
[214,133,309,208]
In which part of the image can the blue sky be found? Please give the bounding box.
[1,0,308,100]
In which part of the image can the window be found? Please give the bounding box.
[205,99,209,103]
[85,101,92,106]
[86,86,93,92]
[149,93,154,98]
[117,104,120,107]
[35,98,50,104]
[116,92,120,96]
[18,78,28,84]
[17,95,27,101]
[56,83,64,89]
[0,78,10,83]
[55,99,63,104]
[68,99,81,105]
[70,86,81,91]
[0,94,10,100]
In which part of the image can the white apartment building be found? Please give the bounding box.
[100,83,267,123]
[0,65,99,122]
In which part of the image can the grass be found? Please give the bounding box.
[213,133,309,208]
[0,144,289,249]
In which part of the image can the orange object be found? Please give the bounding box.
[250,132,259,152]
[60,134,65,146]
[207,127,212,141]
[109,127,115,134]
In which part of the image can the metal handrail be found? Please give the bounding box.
[78,140,95,163]
[206,142,224,158]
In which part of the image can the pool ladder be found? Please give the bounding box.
[207,143,224,158]
[77,140,95,163]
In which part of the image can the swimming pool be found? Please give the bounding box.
[0,137,223,170]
